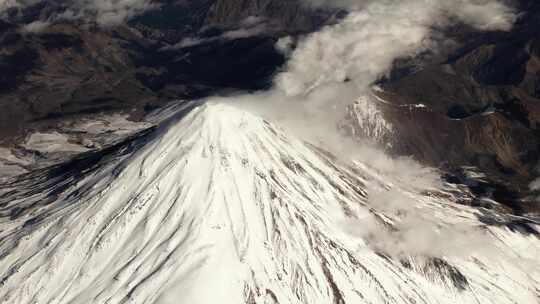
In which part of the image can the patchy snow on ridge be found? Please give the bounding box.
[23,132,90,154]
[0,103,539,304]
[347,95,395,144]
[0,112,156,180]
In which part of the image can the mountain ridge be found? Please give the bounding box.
[1,103,539,303]
[1,0,539,206]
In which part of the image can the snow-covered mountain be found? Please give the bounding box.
[0,103,539,304]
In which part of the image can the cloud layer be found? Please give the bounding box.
[278,0,515,99]
[227,0,517,256]
[302,0,515,31]
[230,0,515,163]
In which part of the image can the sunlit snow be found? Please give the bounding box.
[0,103,538,304]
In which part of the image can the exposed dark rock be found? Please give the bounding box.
[0,0,336,143]
[373,1,540,208]
[0,0,538,210]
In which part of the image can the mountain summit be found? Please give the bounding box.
[1,104,539,303]
[1,0,539,205]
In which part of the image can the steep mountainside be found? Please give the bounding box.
[0,0,538,207]
[1,103,539,303]
[352,0,540,207]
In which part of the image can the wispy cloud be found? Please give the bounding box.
[161,16,269,51]
[223,0,517,258]
[230,0,515,158]
[21,20,50,33]
[0,0,39,12]
[71,0,157,26]
[1,0,158,27]
[301,0,515,31]
[278,0,515,98]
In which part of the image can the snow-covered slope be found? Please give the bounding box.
[0,103,539,304]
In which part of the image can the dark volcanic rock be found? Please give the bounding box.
[0,0,538,210]
[375,0,540,209]
[204,0,333,34]
[0,23,155,140]
[0,0,335,143]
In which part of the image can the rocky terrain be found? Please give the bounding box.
[373,0,540,212]
[0,0,538,211]
[0,0,336,142]
[0,2,539,302]
[1,103,538,303]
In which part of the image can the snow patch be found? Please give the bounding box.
[23,132,89,153]
[347,95,394,144]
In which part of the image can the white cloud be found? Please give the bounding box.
[1,0,158,26]
[221,23,267,40]
[76,0,157,26]
[440,0,516,31]
[532,179,540,190]
[0,0,39,13]
[231,0,514,163]
[278,0,514,99]
[301,0,515,31]
[21,20,50,33]
[162,16,269,50]
[225,0,517,258]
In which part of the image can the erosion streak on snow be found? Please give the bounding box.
[0,104,539,304]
